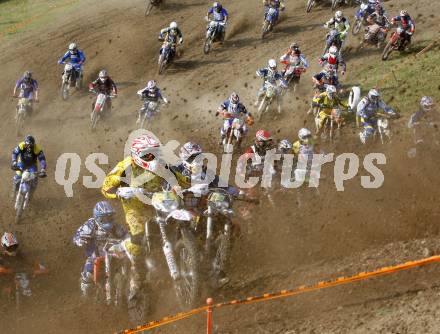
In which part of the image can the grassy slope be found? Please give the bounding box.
[0,0,79,38]
[348,42,440,115]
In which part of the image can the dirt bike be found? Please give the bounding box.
[361,23,389,48]
[0,262,48,313]
[14,97,32,136]
[145,0,162,16]
[352,3,369,35]
[204,20,226,54]
[13,168,46,224]
[358,113,398,145]
[89,91,115,131]
[257,82,283,121]
[261,7,278,39]
[280,65,306,95]
[219,110,249,153]
[315,107,347,142]
[134,188,201,309]
[324,29,343,54]
[60,63,82,100]
[137,99,161,129]
[382,27,409,61]
[158,40,175,75]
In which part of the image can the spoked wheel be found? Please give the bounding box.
[15,112,25,136]
[352,19,362,35]
[145,1,153,16]
[158,56,167,75]
[14,193,24,224]
[306,0,315,13]
[174,230,200,309]
[90,110,99,131]
[331,0,339,10]
[382,41,394,60]
[203,38,212,54]
[213,230,231,280]
[139,113,149,129]
[61,82,69,101]
[261,21,270,39]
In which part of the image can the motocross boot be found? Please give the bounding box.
[128,255,147,301]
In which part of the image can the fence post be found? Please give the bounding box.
[206,298,214,334]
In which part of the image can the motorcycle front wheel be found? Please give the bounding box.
[173,229,200,309]
[261,21,270,39]
[90,110,100,131]
[352,19,362,35]
[15,112,25,136]
[306,0,315,13]
[203,37,212,54]
[15,192,24,224]
[381,40,394,60]
[61,82,69,101]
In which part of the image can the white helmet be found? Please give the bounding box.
[69,42,77,51]
[326,85,337,98]
[335,11,343,20]
[170,21,178,29]
[329,46,338,55]
[278,139,292,151]
[147,80,156,90]
[368,88,380,100]
[179,142,203,162]
[420,96,434,112]
[130,134,161,173]
[298,128,312,141]
[1,232,19,256]
[268,59,277,69]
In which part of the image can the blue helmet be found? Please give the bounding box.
[93,201,115,218]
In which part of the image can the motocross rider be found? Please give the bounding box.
[13,71,39,114]
[206,2,228,43]
[324,10,350,51]
[89,70,117,116]
[356,88,396,144]
[364,5,390,47]
[312,85,349,137]
[159,21,183,59]
[102,134,173,299]
[237,129,276,180]
[136,80,169,124]
[391,10,415,46]
[73,201,127,297]
[58,42,86,82]
[319,46,346,75]
[0,232,48,280]
[408,96,437,147]
[11,135,47,198]
[218,92,254,146]
[263,0,285,23]
[312,65,341,93]
[279,43,308,83]
[255,59,283,109]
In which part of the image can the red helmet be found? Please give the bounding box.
[130,134,161,172]
[256,129,272,141]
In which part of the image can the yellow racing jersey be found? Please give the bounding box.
[312,92,348,112]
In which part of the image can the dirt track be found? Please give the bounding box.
[0,0,439,333]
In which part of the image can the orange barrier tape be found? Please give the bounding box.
[118,254,440,334]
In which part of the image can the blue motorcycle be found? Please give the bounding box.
[158,40,174,75]
[261,6,278,39]
[352,2,371,35]
[14,168,46,223]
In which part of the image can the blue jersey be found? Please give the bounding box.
[15,78,38,99]
[12,141,46,170]
[208,7,228,22]
[58,49,86,68]
[221,100,249,118]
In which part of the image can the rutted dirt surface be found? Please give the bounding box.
[0,0,439,333]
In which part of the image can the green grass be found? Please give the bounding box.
[348,42,440,115]
[0,0,79,38]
